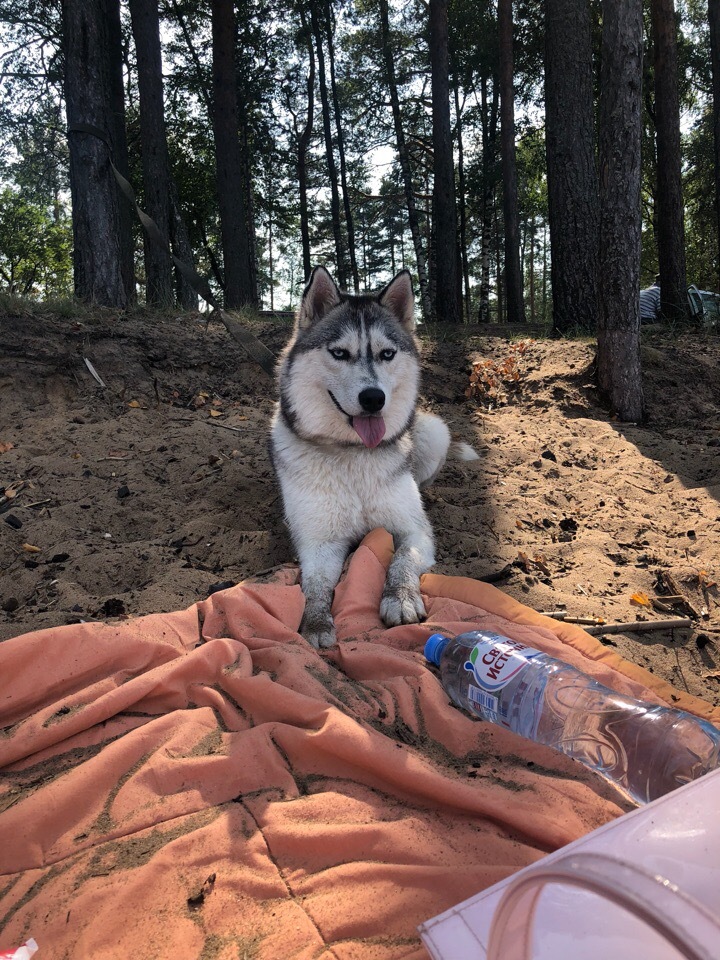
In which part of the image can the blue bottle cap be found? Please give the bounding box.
[424,633,451,665]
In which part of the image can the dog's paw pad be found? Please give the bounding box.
[301,608,337,649]
[380,589,426,627]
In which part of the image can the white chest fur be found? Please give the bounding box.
[270,412,424,545]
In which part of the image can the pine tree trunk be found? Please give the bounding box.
[106,0,136,304]
[297,3,315,282]
[199,221,225,290]
[544,0,599,333]
[498,0,526,323]
[710,0,720,290]
[453,79,471,322]
[652,0,688,321]
[63,0,134,307]
[478,76,499,323]
[529,218,535,322]
[429,0,460,324]
[129,0,174,306]
[241,123,259,301]
[268,197,274,311]
[378,0,432,321]
[310,0,347,288]
[597,0,644,422]
[169,181,198,309]
[211,0,256,308]
[325,0,359,291]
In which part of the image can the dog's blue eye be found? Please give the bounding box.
[379,349,396,361]
[329,347,351,361]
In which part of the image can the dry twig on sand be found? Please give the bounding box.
[584,617,692,636]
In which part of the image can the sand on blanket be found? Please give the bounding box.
[1,529,717,960]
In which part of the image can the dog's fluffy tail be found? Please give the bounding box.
[449,439,481,462]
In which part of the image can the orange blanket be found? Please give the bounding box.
[1,529,716,959]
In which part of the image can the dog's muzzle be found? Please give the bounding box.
[328,389,387,448]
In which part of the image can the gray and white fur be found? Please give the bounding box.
[269,266,478,648]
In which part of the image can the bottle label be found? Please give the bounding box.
[464,633,542,693]
[467,685,503,719]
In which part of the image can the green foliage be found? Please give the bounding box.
[684,111,718,289]
[0,187,72,298]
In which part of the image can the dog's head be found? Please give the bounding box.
[278,267,420,448]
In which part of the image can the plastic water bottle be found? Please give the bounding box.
[425,630,720,804]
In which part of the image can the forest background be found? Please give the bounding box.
[1,0,719,341]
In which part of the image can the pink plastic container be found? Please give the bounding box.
[419,768,720,960]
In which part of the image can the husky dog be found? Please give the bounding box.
[270,266,476,649]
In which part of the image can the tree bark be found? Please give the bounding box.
[453,78,471,322]
[429,0,460,324]
[497,0,525,323]
[129,0,174,306]
[652,0,688,321]
[378,0,432,321]
[309,0,347,288]
[325,0,359,291]
[63,0,135,307]
[211,0,256,308]
[240,122,259,302]
[528,217,535,322]
[106,0,136,304]
[169,180,198,309]
[710,0,720,290]
[544,0,599,334]
[478,75,499,323]
[597,0,644,422]
[296,2,315,282]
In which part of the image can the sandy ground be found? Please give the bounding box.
[1,305,719,708]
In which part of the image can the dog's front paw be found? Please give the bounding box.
[380,585,426,626]
[300,604,337,649]
[304,626,337,649]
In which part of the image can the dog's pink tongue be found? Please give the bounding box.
[352,415,386,448]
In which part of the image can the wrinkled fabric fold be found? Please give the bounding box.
[1,529,710,959]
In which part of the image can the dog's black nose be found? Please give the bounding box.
[358,387,385,413]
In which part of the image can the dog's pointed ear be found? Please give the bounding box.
[297,266,341,330]
[378,270,415,331]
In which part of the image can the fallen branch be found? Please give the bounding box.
[204,420,246,434]
[584,617,692,636]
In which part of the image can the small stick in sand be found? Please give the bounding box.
[584,617,692,636]
[661,571,702,620]
[539,612,606,625]
[651,598,674,614]
[204,420,246,434]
